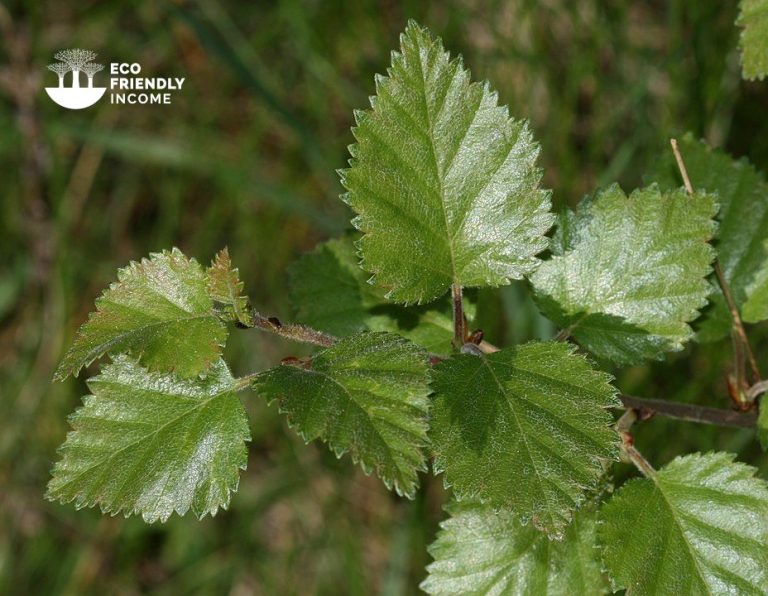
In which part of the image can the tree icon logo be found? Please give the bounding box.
[45,49,106,109]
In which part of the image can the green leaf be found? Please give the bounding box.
[651,134,768,339]
[47,355,250,523]
[599,452,768,595]
[252,331,431,497]
[530,184,717,364]
[429,341,620,537]
[759,405,768,450]
[422,500,609,595]
[207,247,250,326]
[289,236,474,354]
[738,0,768,80]
[758,405,768,450]
[55,249,228,380]
[340,21,553,305]
[743,240,768,323]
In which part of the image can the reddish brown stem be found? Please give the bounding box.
[452,283,466,349]
[670,138,761,386]
[618,394,757,428]
[247,310,336,347]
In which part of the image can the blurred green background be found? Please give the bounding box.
[1,1,767,594]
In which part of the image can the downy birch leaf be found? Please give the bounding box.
[651,134,768,339]
[530,184,717,364]
[252,332,431,497]
[47,355,250,522]
[56,248,228,380]
[738,0,768,80]
[743,241,768,324]
[288,236,474,354]
[422,500,609,595]
[599,452,768,595]
[340,21,553,305]
[430,341,620,537]
[206,247,250,326]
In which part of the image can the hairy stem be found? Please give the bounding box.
[245,309,336,348]
[618,394,757,428]
[233,373,261,391]
[623,441,657,478]
[239,302,759,429]
[452,283,465,348]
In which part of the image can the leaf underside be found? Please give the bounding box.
[599,452,768,595]
[429,341,620,537]
[651,134,768,337]
[738,0,768,80]
[56,248,228,380]
[422,500,609,595]
[289,236,474,354]
[47,355,250,523]
[341,20,553,305]
[531,184,717,364]
[252,331,431,498]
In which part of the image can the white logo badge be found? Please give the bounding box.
[45,49,106,110]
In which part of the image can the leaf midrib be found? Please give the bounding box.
[80,312,218,361]
[414,41,457,289]
[479,355,557,529]
[653,477,715,596]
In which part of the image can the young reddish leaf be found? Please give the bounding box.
[207,247,251,326]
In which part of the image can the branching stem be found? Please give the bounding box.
[238,304,760,429]
[670,138,761,387]
[715,261,761,383]
[614,410,657,476]
[618,394,757,428]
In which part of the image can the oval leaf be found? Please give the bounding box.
[651,134,768,338]
[422,500,609,595]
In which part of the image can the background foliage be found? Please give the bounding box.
[1,1,767,594]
